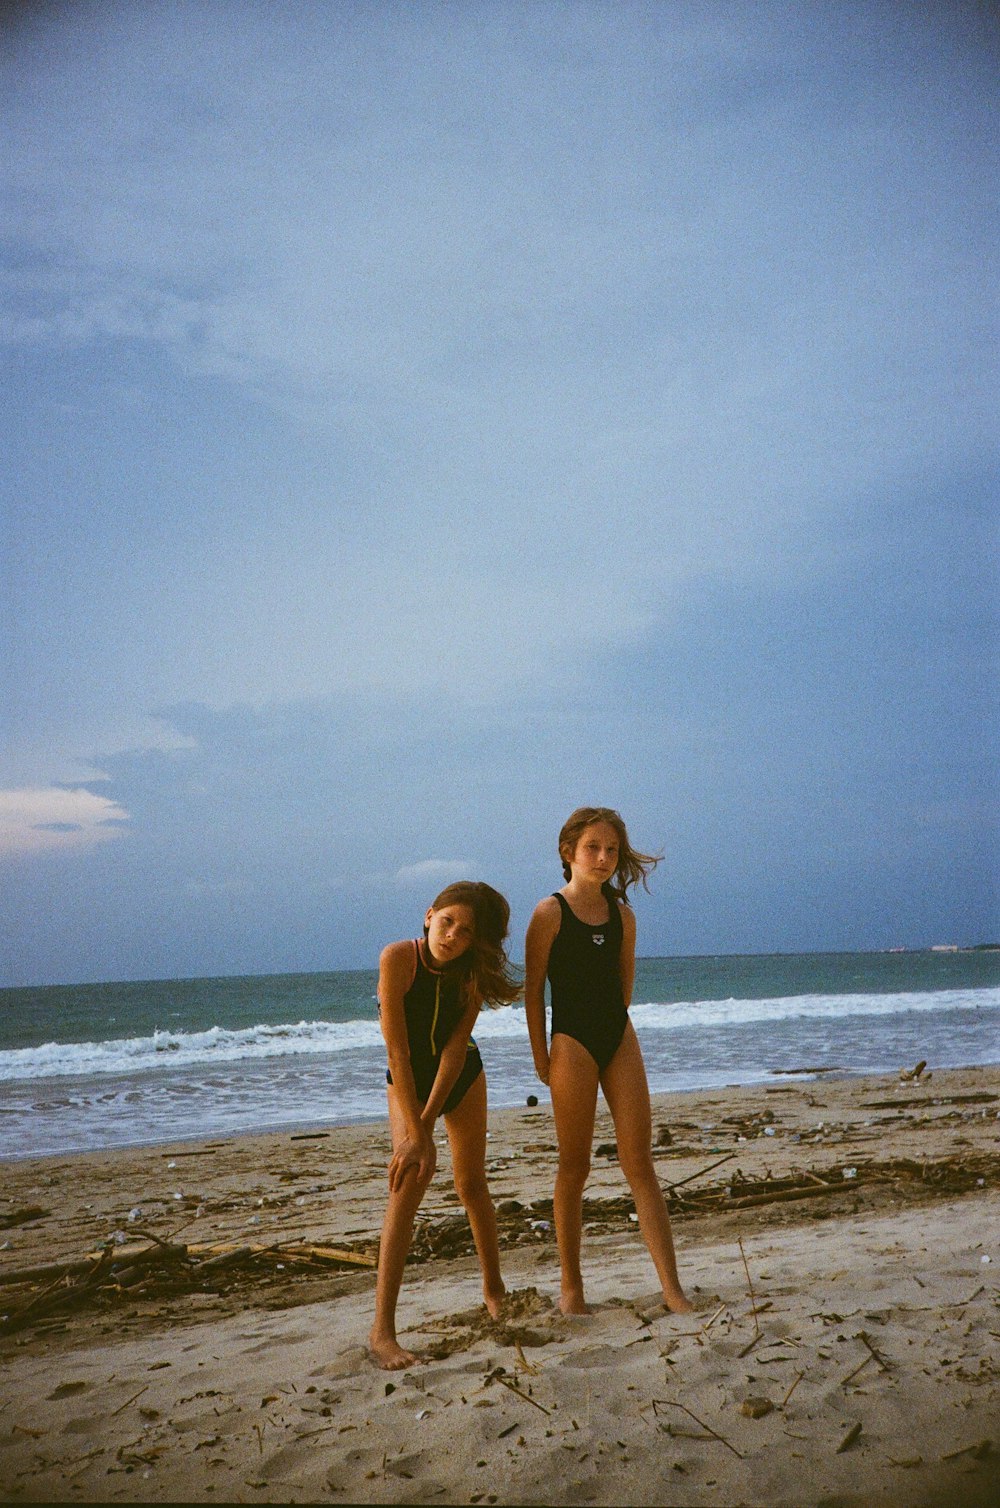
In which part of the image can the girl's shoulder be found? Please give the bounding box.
[616,897,636,934]
[379,937,419,972]
[530,894,562,923]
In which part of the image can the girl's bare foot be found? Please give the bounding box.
[559,1286,591,1315]
[663,1287,694,1314]
[368,1329,418,1370]
[484,1284,507,1320]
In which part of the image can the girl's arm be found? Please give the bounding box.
[378,942,436,1184]
[524,897,560,1084]
[618,901,637,1008]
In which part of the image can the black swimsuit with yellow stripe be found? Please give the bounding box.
[384,940,484,1112]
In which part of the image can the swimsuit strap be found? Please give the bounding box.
[553,890,612,930]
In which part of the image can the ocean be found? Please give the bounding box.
[2,951,998,1160]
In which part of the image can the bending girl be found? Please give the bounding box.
[525,807,692,1316]
[370,880,520,1369]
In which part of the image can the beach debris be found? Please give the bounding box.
[3,1145,995,1337]
[856,1329,891,1371]
[0,1236,376,1334]
[483,1364,551,1415]
[739,1396,774,1419]
[650,1400,744,1459]
[863,1091,996,1110]
[770,1066,844,1075]
[0,1206,49,1229]
[665,1152,737,1192]
[940,1439,992,1462]
[737,1236,761,1334]
[836,1421,863,1453]
[899,1059,928,1081]
[526,1095,538,1107]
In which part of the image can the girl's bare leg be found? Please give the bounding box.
[444,1073,505,1317]
[548,1033,600,1314]
[601,1023,693,1313]
[369,1088,435,1369]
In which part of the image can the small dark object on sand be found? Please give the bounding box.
[526,1095,538,1107]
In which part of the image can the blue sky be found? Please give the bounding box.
[2,0,997,986]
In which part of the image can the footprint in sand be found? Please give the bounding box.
[47,1381,89,1399]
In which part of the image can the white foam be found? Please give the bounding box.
[2,987,996,1083]
[471,986,1000,1037]
[0,1017,384,1081]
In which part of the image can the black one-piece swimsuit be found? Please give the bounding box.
[383,941,483,1113]
[547,892,628,1073]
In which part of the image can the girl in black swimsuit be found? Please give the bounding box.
[525,807,692,1317]
[369,881,520,1370]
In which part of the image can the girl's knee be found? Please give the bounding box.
[454,1170,489,1209]
[619,1149,657,1191]
[557,1150,591,1188]
[400,1166,435,1206]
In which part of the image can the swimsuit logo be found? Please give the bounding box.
[593,934,605,946]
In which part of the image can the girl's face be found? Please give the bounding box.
[566,821,620,884]
[424,902,476,967]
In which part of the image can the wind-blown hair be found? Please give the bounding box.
[558,806,662,904]
[427,881,521,1007]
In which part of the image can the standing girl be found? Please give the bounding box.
[525,807,692,1316]
[369,881,520,1369]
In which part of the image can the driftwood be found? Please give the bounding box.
[0,1236,374,1291]
[3,1150,994,1333]
[410,1151,998,1263]
[0,1236,376,1334]
[0,1206,49,1230]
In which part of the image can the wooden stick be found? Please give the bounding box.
[941,1439,990,1462]
[781,1372,805,1407]
[857,1330,890,1371]
[496,1376,550,1415]
[128,1229,190,1257]
[110,1385,149,1417]
[665,1153,737,1190]
[840,1354,874,1387]
[836,1421,862,1453]
[700,1303,727,1334]
[728,1183,845,1210]
[654,1400,743,1459]
[737,1236,760,1334]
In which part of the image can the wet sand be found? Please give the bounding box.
[1,1064,998,1505]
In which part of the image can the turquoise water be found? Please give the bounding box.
[2,950,998,1157]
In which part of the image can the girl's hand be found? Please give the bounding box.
[388,1127,436,1192]
[534,1056,551,1087]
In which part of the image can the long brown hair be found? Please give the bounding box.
[557,806,662,904]
[427,881,521,1006]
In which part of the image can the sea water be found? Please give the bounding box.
[1,951,998,1159]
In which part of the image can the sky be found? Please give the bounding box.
[2,0,997,987]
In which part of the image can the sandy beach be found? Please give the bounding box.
[1,1063,997,1506]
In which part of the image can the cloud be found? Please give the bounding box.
[0,788,130,858]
